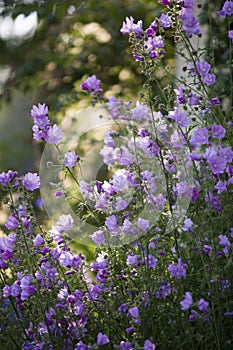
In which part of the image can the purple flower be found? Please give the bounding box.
[228,30,233,43]
[224,311,233,317]
[31,103,49,128]
[32,124,49,141]
[219,235,231,247]
[211,97,220,105]
[180,9,201,37]
[115,197,128,211]
[144,339,156,350]
[137,218,149,231]
[159,13,172,28]
[202,73,216,86]
[180,292,193,310]
[168,258,187,279]
[49,226,62,242]
[196,61,210,76]
[228,176,233,185]
[120,16,143,36]
[56,214,74,232]
[20,275,36,301]
[64,151,80,167]
[11,280,22,297]
[174,85,186,104]
[104,130,116,147]
[0,233,16,254]
[161,0,171,5]
[105,215,118,231]
[120,341,133,350]
[128,306,139,318]
[3,285,12,297]
[80,180,94,200]
[126,254,139,266]
[182,218,193,232]
[223,0,233,15]
[145,21,158,37]
[219,147,233,162]
[23,172,40,191]
[189,309,200,322]
[59,251,74,268]
[167,108,189,127]
[112,169,131,191]
[206,192,221,210]
[33,234,44,247]
[192,127,209,145]
[211,124,226,139]
[118,303,128,314]
[175,181,193,200]
[81,75,102,92]
[97,332,109,346]
[208,155,227,174]
[156,281,171,299]
[100,146,115,165]
[55,189,63,198]
[138,136,160,158]
[91,230,105,245]
[0,172,10,186]
[218,1,233,17]
[144,35,164,51]
[115,146,136,166]
[0,170,18,186]
[188,93,200,106]
[144,254,158,269]
[5,214,18,230]
[197,298,209,312]
[75,341,88,350]
[183,0,195,9]
[31,103,48,119]
[45,124,64,144]
[215,180,227,194]
[203,244,213,254]
[43,263,58,282]
[131,102,148,121]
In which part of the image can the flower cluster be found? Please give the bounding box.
[1,1,233,349]
[31,103,64,144]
